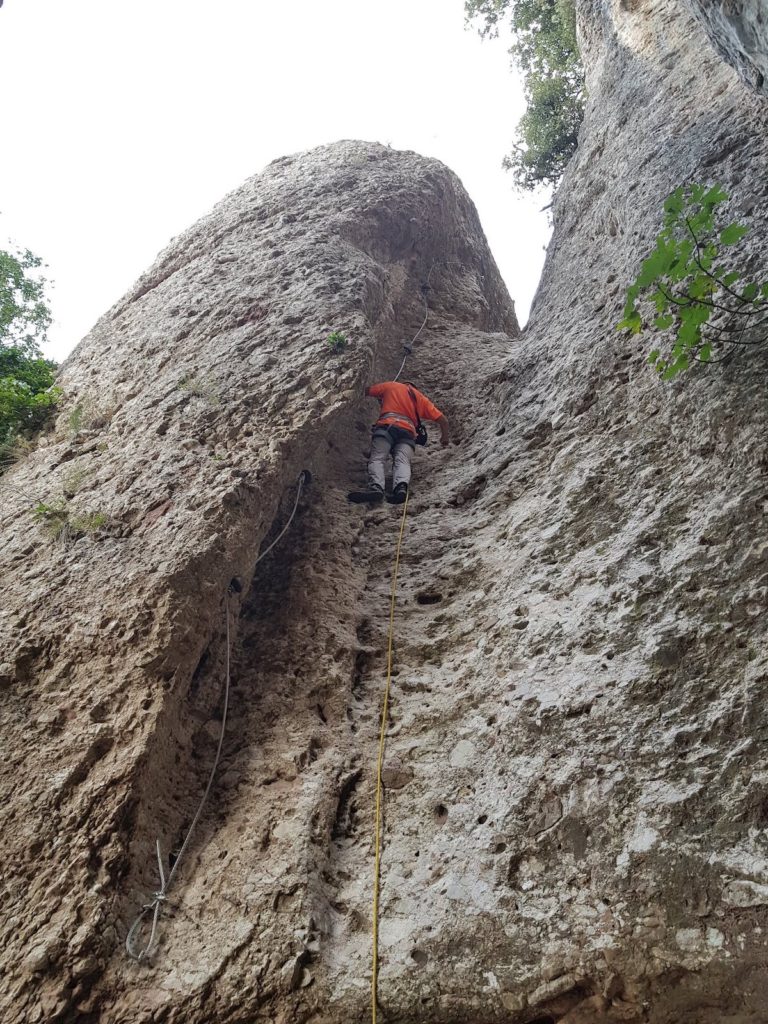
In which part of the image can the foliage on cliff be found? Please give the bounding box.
[618,184,768,378]
[0,245,57,450]
[465,0,585,190]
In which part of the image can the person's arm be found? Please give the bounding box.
[436,414,450,447]
[366,383,385,398]
[415,390,450,446]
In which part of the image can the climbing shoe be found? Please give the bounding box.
[348,486,385,504]
[389,482,408,505]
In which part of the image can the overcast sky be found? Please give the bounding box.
[0,0,551,362]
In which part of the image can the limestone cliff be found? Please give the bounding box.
[1,1,768,1022]
[686,0,768,94]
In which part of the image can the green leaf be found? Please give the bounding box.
[742,282,758,301]
[617,311,642,334]
[653,314,675,330]
[648,349,661,364]
[699,343,712,362]
[689,274,715,299]
[691,303,712,326]
[687,208,710,237]
[652,289,670,313]
[722,271,742,287]
[664,188,684,216]
[689,184,705,204]
[668,240,694,282]
[678,312,703,347]
[636,251,668,288]
[720,223,749,245]
[702,184,729,206]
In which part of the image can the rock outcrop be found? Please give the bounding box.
[2,0,768,1022]
[686,0,768,94]
[0,144,517,1023]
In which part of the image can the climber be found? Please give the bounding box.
[348,380,450,505]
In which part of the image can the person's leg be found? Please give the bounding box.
[392,442,413,489]
[368,434,393,491]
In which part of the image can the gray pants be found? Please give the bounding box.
[368,432,413,490]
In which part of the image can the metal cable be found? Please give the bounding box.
[251,469,309,566]
[125,597,232,961]
[126,469,309,962]
[393,263,435,383]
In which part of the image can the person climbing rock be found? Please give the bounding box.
[348,380,450,504]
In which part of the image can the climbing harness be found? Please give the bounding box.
[371,489,410,1023]
[126,469,310,962]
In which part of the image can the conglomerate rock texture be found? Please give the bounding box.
[1,1,768,1023]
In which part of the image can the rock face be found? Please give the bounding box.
[1,2,768,1022]
[0,144,516,1023]
[685,0,768,94]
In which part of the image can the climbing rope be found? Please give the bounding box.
[371,489,410,1023]
[126,469,309,962]
[393,264,435,383]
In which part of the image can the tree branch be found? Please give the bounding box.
[704,314,768,334]
[659,282,761,318]
[684,215,762,307]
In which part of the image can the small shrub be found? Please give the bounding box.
[618,183,768,379]
[67,396,115,436]
[177,374,220,405]
[327,331,348,354]
[33,497,107,543]
[70,510,106,534]
[33,499,71,541]
[68,401,85,435]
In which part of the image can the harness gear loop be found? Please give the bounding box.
[371,489,410,1023]
[125,470,309,962]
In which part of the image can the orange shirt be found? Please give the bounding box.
[367,381,443,437]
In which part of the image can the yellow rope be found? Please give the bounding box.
[371,489,410,1024]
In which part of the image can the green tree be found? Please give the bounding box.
[0,244,58,452]
[466,0,585,191]
[618,183,768,379]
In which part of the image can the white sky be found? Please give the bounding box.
[0,0,550,363]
